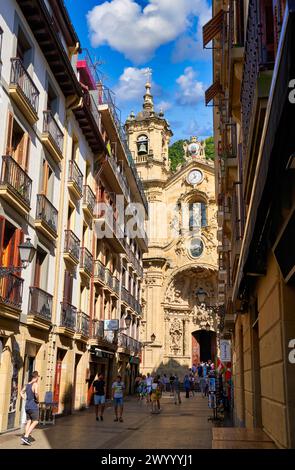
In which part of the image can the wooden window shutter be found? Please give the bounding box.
[16,133,30,170]
[5,112,14,155]
[0,216,5,263]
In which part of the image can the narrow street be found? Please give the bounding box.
[0,392,213,449]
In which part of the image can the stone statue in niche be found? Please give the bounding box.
[169,318,183,355]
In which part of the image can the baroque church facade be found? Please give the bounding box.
[125,80,219,376]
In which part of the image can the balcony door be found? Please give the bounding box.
[0,217,23,269]
[63,270,73,305]
[6,112,30,171]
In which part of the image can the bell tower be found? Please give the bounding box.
[125,74,173,183]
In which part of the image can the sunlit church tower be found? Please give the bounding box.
[125,77,219,376]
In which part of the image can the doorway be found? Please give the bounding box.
[192,330,217,364]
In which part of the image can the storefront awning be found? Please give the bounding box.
[91,348,114,358]
[203,10,225,48]
[205,81,223,106]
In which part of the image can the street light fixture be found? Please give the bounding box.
[141,333,156,347]
[0,237,36,278]
[125,313,132,329]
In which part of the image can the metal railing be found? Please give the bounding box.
[68,160,83,195]
[241,0,274,158]
[64,230,80,262]
[93,260,106,283]
[43,110,64,153]
[0,273,23,309]
[113,276,120,294]
[105,268,113,290]
[91,319,104,338]
[80,247,93,274]
[10,57,39,114]
[29,287,52,321]
[60,301,77,330]
[122,287,131,305]
[36,194,58,232]
[0,155,32,206]
[118,333,141,354]
[77,311,90,337]
[83,185,95,214]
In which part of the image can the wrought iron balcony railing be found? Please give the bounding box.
[93,259,106,284]
[77,311,90,337]
[0,155,32,206]
[29,287,52,321]
[105,268,113,290]
[113,276,120,294]
[43,110,64,153]
[36,194,58,233]
[83,185,95,214]
[68,160,83,195]
[0,272,23,309]
[10,57,39,114]
[60,301,77,330]
[64,230,80,262]
[80,247,93,274]
[241,0,274,157]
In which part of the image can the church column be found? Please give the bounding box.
[183,317,191,357]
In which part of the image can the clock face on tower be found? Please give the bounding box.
[187,169,203,186]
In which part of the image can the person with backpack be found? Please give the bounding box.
[20,371,40,445]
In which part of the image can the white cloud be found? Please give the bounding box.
[156,100,172,112]
[176,67,206,106]
[183,118,213,138]
[87,0,211,64]
[114,67,152,101]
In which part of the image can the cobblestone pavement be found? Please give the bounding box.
[0,392,213,449]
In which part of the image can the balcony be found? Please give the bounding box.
[112,276,120,296]
[35,194,58,242]
[121,287,131,308]
[41,111,64,164]
[118,333,141,355]
[104,151,130,202]
[82,185,95,218]
[27,287,52,330]
[75,311,90,342]
[63,230,80,266]
[79,247,93,280]
[94,207,125,253]
[0,155,32,215]
[9,58,39,125]
[241,0,274,183]
[58,301,77,337]
[93,260,106,286]
[0,273,23,320]
[104,268,113,293]
[68,160,83,200]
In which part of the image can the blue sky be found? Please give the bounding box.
[65,0,213,142]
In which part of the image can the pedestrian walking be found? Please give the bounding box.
[20,371,40,445]
[112,375,125,422]
[163,374,169,392]
[173,375,181,405]
[189,374,195,397]
[93,373,106,421]
[169,374,175,395]
[150,377,162,413]
[146,373,153,403]
[184,375,191,398]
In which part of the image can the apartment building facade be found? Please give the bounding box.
[0,0,147,433]
[206,0,295,448]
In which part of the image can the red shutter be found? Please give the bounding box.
[0,216,5,264]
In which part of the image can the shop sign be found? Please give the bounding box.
[104,319,119,331]
[220,340,231,362]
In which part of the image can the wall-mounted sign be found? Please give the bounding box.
[104,319,119,331]
[220,340,231,362]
